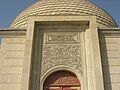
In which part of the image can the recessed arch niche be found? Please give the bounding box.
[43,70,81,90]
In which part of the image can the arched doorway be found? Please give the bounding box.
[43,71,81,90]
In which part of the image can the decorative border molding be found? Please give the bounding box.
[22,16,104,90]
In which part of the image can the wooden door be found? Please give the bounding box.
[47,87,79,90]
[47,87,62,90]
[44,71,81,90]
[62,87,78,90]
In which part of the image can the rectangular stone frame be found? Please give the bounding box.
[21,16,104,90]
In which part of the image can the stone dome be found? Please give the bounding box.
[10,0,118,29]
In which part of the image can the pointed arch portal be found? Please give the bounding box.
[43,71,81,90]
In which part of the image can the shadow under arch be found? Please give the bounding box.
[40,66,83,90]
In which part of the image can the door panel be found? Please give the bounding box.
[62,87,79,90]
[44,71,80,90]
[50,88,61,90]
[46,86,80,90]
[64,89,77,90]
[48,87,62,90]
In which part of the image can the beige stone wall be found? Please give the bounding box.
[99,30,120,90]
[0,43,1,58]
[0,33,26,90]
[0,44,1,60]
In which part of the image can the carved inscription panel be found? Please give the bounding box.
[44,32,80,44]
[41,32,82,75]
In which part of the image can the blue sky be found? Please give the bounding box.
[0,0,120,28]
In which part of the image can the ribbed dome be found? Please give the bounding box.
[10,0,118,29]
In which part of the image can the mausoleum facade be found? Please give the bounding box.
[0,0,120,90]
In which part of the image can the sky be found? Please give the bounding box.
[0,0,120,28]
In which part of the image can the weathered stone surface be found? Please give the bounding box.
[99,30,120,90]
[0,32,26,90]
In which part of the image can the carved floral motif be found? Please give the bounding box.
[41,32,82,75]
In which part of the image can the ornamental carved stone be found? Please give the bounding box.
[41,32,82,76]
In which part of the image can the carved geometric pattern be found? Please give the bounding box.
[41,32,82,76]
